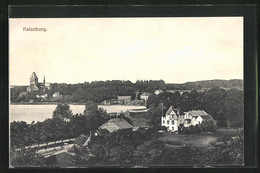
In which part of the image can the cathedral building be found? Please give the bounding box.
[27,72,51,93]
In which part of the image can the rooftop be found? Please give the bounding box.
[74,134,89,146]
[187,110,214,121]
[101,118,133,130]
[165,106,180,115]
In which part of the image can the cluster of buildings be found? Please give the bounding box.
[74,106,215,148]
[18,72,64,101]
[102,92,151,106]
[27,72,51,93]
[161,106,215,132]
[97,106,214,134]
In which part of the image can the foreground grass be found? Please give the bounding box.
[158,128,243,150]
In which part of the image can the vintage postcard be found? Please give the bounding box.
[9,17,244,167]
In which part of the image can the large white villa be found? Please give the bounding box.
[161,106,214,132]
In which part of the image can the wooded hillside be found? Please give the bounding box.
[10,79,243,103]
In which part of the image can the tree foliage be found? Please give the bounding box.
[10,148,46,167]
[11,79,243,103]
[52,103,72,120]
[10,102,109,149]
[88,128,162,166]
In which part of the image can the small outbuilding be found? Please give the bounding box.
[74,134,91,147]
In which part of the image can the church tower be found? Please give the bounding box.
[30,72,38,86]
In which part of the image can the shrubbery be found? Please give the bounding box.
[178,120,217,134]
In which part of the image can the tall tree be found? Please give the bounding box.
[224,89,243,128]
[52,103,73,120]
[146,103,166,129]
[203,87,227,127]
[83,101,109,130]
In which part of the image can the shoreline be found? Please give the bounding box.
[10,102,86,105]
[10,102,147,107]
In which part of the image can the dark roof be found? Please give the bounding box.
[100,118,133,130]
[200,114,214,121]
[97,129,110,136]
[75,134,88,146]
[165,106,180,116]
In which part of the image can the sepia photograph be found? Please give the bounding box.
[9,17,244,167]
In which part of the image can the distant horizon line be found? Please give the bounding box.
[10,78,243,86]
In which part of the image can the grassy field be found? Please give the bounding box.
[214,128,244,137]
[158,132,217,150]
[158,128,243,151]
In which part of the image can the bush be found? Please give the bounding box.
[157,126,167,131]
[201,120,217,133]
[178,120,217,134]
[208,136,244,164]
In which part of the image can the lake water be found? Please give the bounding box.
[9,104,147,124]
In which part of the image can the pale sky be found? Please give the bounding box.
[9,17,243,85]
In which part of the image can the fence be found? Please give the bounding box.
[16,138,76,151]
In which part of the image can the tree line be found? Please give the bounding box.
[11,79,243,103]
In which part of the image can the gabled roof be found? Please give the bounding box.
[75,134,89,146]
[188,110,208,116]
[188,110,214,121]
[165,106,180,116]
[100,118,133,130]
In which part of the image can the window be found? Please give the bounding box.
[167,121,169,124]
[163,120,165,124]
